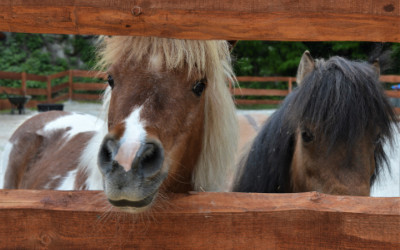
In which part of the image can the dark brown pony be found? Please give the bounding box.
[0,36,238,212]
[233,51,398,196]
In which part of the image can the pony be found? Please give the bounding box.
[0,36,238,212]
[233,51,398,196]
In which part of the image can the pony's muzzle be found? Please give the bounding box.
[98,135,164,177]
[98,136,166,209]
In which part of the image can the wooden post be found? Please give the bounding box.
[68,70,73,100]
[21,71,26,96]
[46,76,52,103]
[288,77,293,93]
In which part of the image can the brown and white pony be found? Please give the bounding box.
[0,36,238,212]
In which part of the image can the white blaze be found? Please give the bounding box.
[114,107,147,171]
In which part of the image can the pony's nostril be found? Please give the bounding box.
[133,142,164,177]
[98,136,119,174]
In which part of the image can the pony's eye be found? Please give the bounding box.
[301,129,314,143]
[107,75,114,89]
[192,80,206,97]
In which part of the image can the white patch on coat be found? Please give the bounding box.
[371,128,400,197]
[0,142,13,188]
[40,113,103,140]
[38,113,105,190]
[56,169,78,190]
[114,107,147,172]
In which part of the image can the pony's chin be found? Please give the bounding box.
[107,193,156,213]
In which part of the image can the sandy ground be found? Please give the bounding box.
[0,101,398,196]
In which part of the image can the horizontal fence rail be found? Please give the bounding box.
[1,1,400,42]
[233,76,295,106]
[0,190,399,249]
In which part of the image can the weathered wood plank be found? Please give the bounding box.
[26,88,46,96]
[237,76,294,83]
[48,71,69,80]
[234,88,289,97]
[0,86,22,95]
[0,71,21,81]
[380,75,400,83]
[72,93,101,101]
[0,190,398,249]
[0,0,399,41]
[385,90,400,98]
[0,99,12,110]
[234,99,282,105]
[25,73,47,82]
[72,83,106,91]
[52,93,69,103]
[72,70,107,79]
[51,82,69,93]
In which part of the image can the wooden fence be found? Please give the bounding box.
[1,0,400,248]
[232,75,400,110]
[0,70,107,111]
[3,72,400,111]
[0,190,398,249]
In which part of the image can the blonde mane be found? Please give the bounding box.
[96,36,238,191]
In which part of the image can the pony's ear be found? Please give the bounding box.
[228,40,238,52]
[296,50,315,85]
[372,59,381,76]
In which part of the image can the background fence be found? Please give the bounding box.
[2,71,400,111]
[0,70,107,111]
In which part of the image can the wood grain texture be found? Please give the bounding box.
[0,0,399,41]
[25,73,47,82]
[0,86,22,95]
[71,70,107,79]
[234,88,289,97]
[381,75,400,82]
[386,90,400,98]
[0,71,22,81]
[234,99,282,105]
[0,190,398,249]
[0,99,12,110]
[52,93,69,103]
[48,71,69,80]
[72,93,101,101]
[26,88,46,96]
[51,82,69,94]
[236,76,295,83]
[72,83,106,91]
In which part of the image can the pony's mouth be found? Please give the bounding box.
[108,193,155,208]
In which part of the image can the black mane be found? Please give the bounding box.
[234,56,398,193]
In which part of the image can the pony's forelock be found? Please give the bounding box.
[97,36,238,192]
